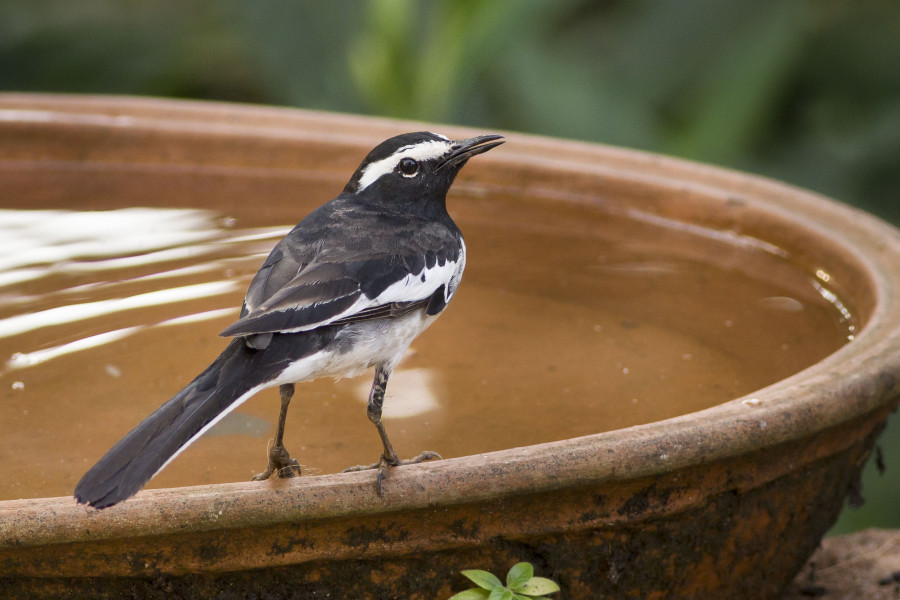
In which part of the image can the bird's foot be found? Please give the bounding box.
[251,443,301,481]
[342,450,442,495]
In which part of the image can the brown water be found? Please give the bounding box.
[0,164,855,501]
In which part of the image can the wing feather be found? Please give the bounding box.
[220,194,464,340]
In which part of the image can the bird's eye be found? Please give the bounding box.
[398,157,419,176]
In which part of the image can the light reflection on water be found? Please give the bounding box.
[0,208,220,273]
[0,208,250,367]
[0,280,239,338]
[5,308,239,371]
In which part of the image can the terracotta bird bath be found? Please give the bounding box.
[0,94,898,599]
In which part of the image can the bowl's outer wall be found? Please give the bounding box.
[1,94,899,599]
[1,406,891,599]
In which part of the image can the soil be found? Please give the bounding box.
[782,529,900,599]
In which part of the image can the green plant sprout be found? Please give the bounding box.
[449,561,561,600]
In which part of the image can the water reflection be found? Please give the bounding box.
[757,296,805,312]
[7,327,140,370]
[0,207,251,370]
[355,367,440,418]
[0,208,220,273]
[5,308,238,372]
[0,280,238,338]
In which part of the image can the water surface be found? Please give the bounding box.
[0,164,855,501]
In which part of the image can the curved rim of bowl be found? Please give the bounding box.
[1,93,899,545]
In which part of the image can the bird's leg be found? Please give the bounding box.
[342,365,441,494]
[252,383,301,481]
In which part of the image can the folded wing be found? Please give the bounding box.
[220,250,461,339]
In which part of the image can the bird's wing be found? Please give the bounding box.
[220,246,462,339]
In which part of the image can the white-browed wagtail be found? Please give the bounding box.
[75,131,504,508]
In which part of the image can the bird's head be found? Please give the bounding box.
[344,131,504,203]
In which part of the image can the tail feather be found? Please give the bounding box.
[73,334,312,509]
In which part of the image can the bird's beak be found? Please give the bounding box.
[438,134,505,170]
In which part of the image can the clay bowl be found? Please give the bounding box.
[1,94,899,599]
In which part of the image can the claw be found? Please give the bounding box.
[342,450,442,495]
[252,443,301,481]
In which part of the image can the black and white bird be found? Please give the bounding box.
[74,131,504,509]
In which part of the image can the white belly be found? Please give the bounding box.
[273,309,438,385]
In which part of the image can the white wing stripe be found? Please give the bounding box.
[371,259,459,304]
[275,258,463,334]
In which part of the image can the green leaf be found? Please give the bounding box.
[517,577,561,596]
[514,595,547,600]
[506,562,534,590]
[462,569,503,590]
[488,588,513,600]
[448,589,491,600]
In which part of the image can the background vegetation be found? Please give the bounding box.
[1,0,897,534]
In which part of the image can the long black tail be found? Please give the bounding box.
[73,332,326,509]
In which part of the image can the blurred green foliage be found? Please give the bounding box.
[0,0,897,534]
[2,0,898,221]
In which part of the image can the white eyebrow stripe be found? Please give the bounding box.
[357,140,452,191]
